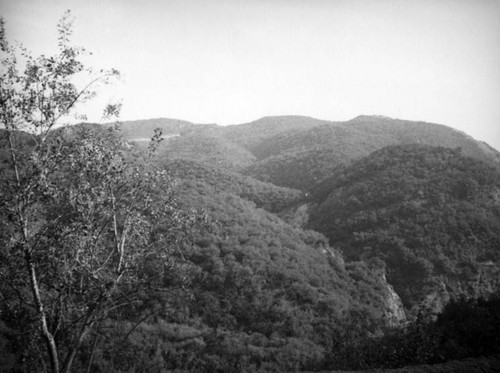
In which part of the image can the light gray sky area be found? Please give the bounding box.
[2,0,500,150]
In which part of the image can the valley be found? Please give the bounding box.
[2,114,500,372]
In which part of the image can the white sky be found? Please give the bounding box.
[2,0,500,150]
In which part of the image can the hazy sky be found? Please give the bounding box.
[2,0,500,149]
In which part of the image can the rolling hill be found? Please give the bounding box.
[105,115,500,318]
[240,116,500,190]
[3,114,500,371]
[307,145,500,314]
[105,115,500,191]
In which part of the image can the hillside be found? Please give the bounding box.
[3,116,500,372]
[147,158,407,370]
[104,115,500,192]
[103,117,202,140]
[348,115,500,165]
[219,115,334,151]
[163,159,304,212]
[155,132,256,170]
[239,116,500,190]
[307,145,500,313]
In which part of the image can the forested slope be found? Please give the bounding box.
[155,132,256,170]
[81,153,404,371]
[3,11,500,371]
[239,116,500,190]
[164,159,304,212]
[3,115,500,372]
[308,145,500,313]
[108,115,500,192]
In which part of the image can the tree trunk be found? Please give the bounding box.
[27,255,60,373]
[7,127,60,373]
[61,313,94,373]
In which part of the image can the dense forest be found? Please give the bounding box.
[307,145,500,313]
[1,14,500,373]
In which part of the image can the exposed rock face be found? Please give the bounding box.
[282,203,408,327]
[381,273,407,326]
[384,282,407,326]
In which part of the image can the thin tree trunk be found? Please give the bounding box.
[86,331,100,373]
[61,319,93,373]
[7,127,61,373]
[5,124,22,186]
[61,293,107,373]
[27,255,60,373]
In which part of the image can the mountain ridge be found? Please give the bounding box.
[104,115,500,162]
[3,114,500,371]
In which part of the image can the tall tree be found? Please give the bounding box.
[0,12,198,373]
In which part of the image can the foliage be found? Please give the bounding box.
[156,131,256,170]
[238,116,500,191]
[92,114,500,192]
[243,148,349,191]
[164,159,304,213]
[308,145,500,310]
[220,115,330,151]
[0,13,204,373]
[322,294,500,370]
[3,11,500,372]
[150,163,396,370]
[0,126,204,371]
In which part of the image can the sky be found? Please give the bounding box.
[2,0,500,150]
